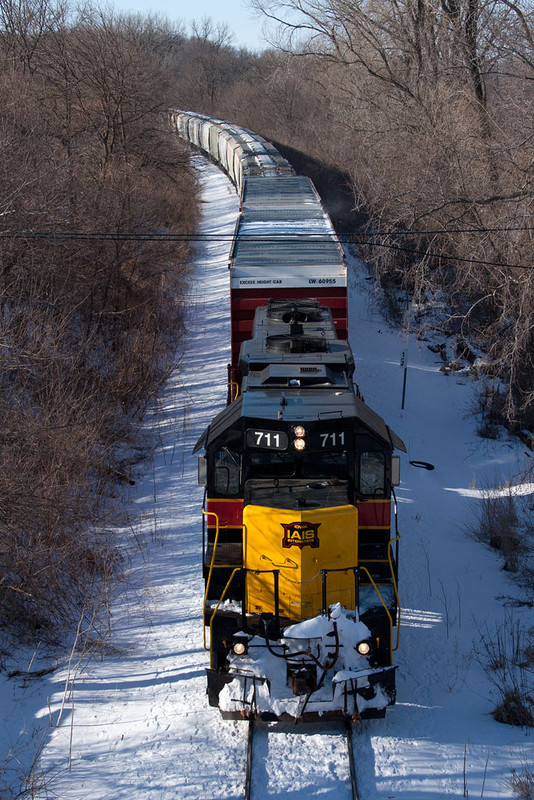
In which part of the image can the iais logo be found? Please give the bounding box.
[281,521,320,550]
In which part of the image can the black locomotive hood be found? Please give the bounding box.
[192,396,244,454]
[192,391,406,453]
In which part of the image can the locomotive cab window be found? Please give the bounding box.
[248,451,295,478]
[359,451,386,496]
[302,451,348,481]
[214,449,241,495]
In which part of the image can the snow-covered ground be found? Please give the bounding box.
[2,156,534,799]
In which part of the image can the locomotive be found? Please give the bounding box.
[172,111,406,721]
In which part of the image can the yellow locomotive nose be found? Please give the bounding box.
[244,504,358,620]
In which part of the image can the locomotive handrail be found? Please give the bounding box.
[202,508,221,651]
[319,566,359,614]
[392,488,400,537]
[242,567,281,629]
[228,381,239,401]
[358,566,395,664]
[208,568,241,668]
[317,564,396,660]
[387,536,402,650]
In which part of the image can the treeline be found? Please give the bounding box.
[0,1,198,645]
[168,3,534,429]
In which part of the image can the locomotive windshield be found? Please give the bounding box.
[247,450,348,480]
[244,449,352,509]
[245,478,351,510]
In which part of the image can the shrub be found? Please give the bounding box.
[476,617,534,730]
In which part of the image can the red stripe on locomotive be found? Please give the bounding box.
[206,498,244,527]
[357,500,391,528]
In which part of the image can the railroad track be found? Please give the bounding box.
[244,718,359,799]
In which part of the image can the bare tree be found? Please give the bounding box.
[251,0,534,425]
[0,0,65,72]
[0,1,199,644]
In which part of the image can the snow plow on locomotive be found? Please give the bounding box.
[174,111,406,721]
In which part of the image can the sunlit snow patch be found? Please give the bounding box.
[444,482,534,498]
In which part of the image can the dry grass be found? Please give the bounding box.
[465,484,521,573]
[476,616,534,730]
[510,765,534,800]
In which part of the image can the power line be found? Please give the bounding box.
[1,225,532,239]
[1,228,532,270]
[351,240,533,271]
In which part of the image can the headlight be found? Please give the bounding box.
[231,635,249,656]
[356,640,371,656]
[294,425,306,438]
[293,438,306,451]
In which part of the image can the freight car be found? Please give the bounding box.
[173,111,406,721]
[171,111,347,388]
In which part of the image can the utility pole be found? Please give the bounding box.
[400,350,408,409]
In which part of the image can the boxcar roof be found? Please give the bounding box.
[232,177,346,278]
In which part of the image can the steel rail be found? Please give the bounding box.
[244,718,254,800]
[244,718,359,800]
[345,718,360,800]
